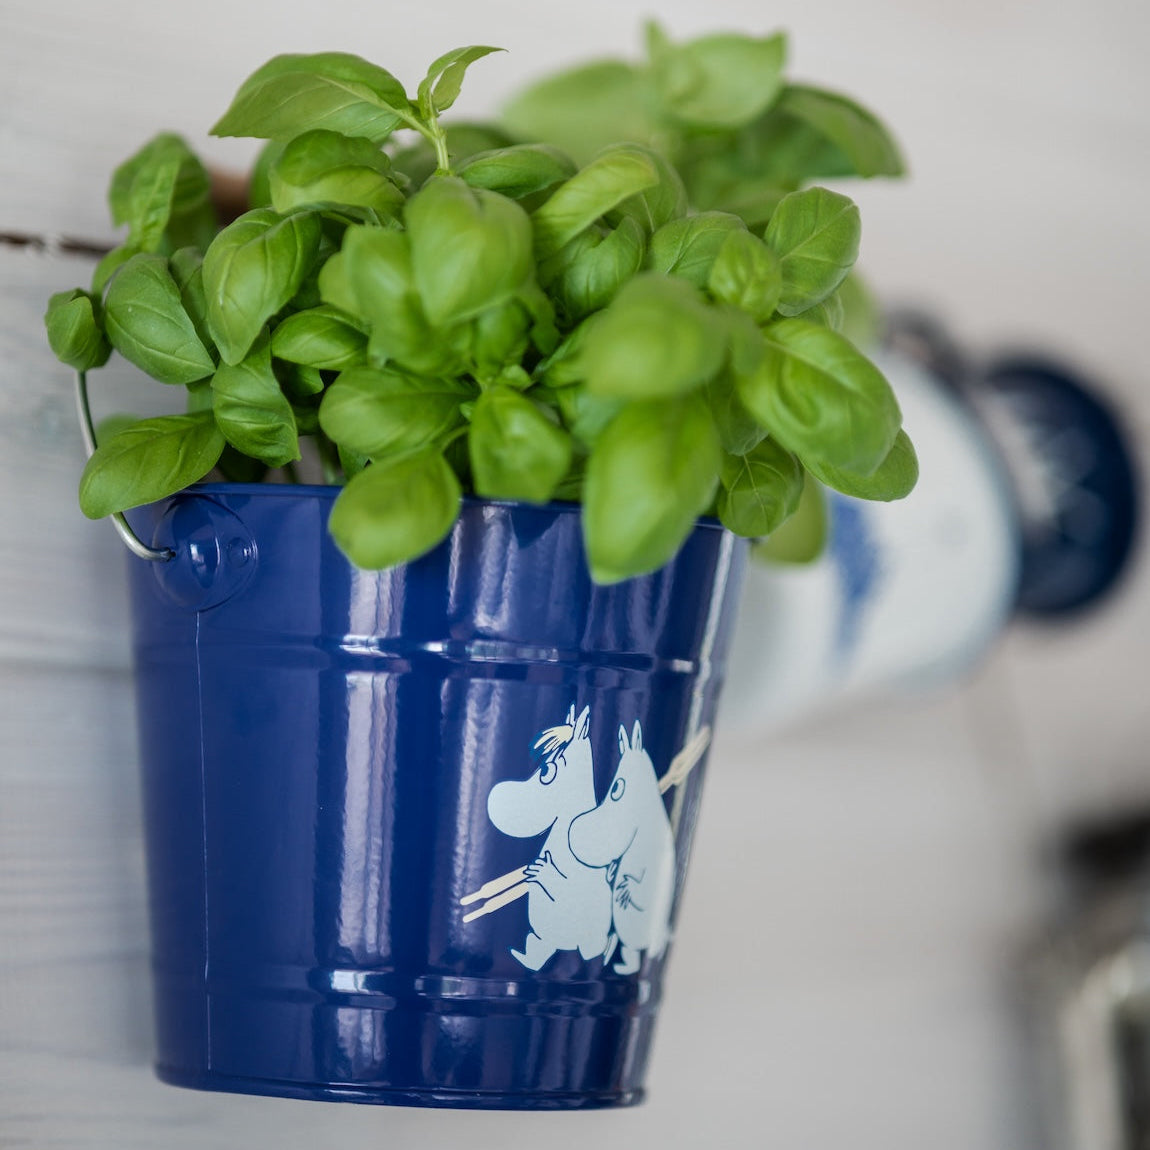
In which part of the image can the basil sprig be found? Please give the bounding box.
[47,34,915,582]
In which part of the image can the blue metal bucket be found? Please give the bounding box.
[127,486,746,1109]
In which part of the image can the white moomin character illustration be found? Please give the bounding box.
[568,721,676,975]
[479,704,613,971]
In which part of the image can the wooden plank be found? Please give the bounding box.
[0,664,145,974]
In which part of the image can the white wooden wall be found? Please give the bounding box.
[2,2,1148,1146]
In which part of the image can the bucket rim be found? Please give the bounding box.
[172,482,730,532]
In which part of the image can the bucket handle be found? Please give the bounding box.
[75,372,174,563]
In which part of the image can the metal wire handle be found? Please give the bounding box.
[75,372,174,562]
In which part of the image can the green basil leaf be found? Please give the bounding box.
[517,279,561,355]
[583,395,721,583]
[202,208,322,364]
[316,249,360,317]
[501,61,655,168]
[798,291,846,332]
[537,227,598,286]
[722,303,768,378]
[552,456,587,502]
[289,262,328,310]
[210,332,299,467]
[643,19,674,62]
[470,300,530,380]
[78,411,224,518]
[93,413,139,447]
[103,252,215,384]
[707,229,782,322]
[168,247,215,356]
[271,304,367,369]
[217,445,269,484]
[44,289,111,372]
[248,140,286,210]
[335,225,466,375]
[277,130,395,197]
[531,145,660,259]
[648,29,787,129]
[679,80,903,221]
[115,148,181,252]
[211,52,412,142]
[108,133,216,254]
[359,271,447,374]
[546,216,646,322]
[643,17,673,56]
[492,364,533,391]
[551,382,624,449]
[328,448,461,570]
[405,176,533,326]
[108,135,161,227]
[717,438,804,537]
[836,271,880,349]
[647,211,747,287]
[753,473,827,564]
[764,187,860,316]
[701,110,851,192]
[318,366,472,458]
[738,318,901,474]
[268,129,404,220]
[686,169,789,229]
[156,141,216,252]
[579,274,727,399]
[293,218,343,301]
[804,428,918,501]
[704,369,768,456]
[468,388,573,502]
[458,143,576,200]
[778,84,904,178]
[291,398,321,436]
[338,444,368,481]
[185,378,214,414]
[91,244,138,296]
[278,362,326,399]
[610,145,688,232]
[417,45,503,118]
[533,312,605,388]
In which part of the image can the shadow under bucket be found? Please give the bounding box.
[127,487,746,1109]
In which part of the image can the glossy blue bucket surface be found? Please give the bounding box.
[127,487,746,1109]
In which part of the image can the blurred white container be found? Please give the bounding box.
[722,339,1139,735]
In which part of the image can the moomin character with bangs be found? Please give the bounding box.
[480,704,613,971]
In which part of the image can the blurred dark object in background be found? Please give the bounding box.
[974,358,1138,619]
[1024,811,1150,1150]
[887,312,1140,620]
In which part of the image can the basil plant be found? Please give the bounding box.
[45,31,916,584]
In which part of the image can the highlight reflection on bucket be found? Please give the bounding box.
[128,488,745,1109]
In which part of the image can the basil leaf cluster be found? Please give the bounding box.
[504,22,905,227]
[46,34,916,584]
